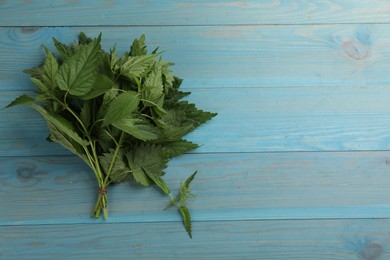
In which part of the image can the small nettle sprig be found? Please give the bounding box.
[6,32,217,238]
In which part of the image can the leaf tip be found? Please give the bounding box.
[3,94,34,109]
[179,205,192,238]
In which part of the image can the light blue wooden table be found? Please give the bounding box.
[2,1,390,259]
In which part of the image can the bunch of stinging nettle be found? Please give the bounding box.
[7,32,216,238]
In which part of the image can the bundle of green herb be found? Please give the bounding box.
[6,32,216,238]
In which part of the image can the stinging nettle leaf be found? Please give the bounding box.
[78,32,93,45]
[179,206,192,238]
[23,66,44,79]
[30,103,88,147]
[161,140,199,158]
[110,47,120,72]
[80,100,92,127]
[126,144,167,187]
[142,64,165,111]
[52,37,74,59]
[120,53,158,81]
[170,101,218,128]
[143,167,170,194]
[99,149,132,183]
[81,74,114,100]
[103,91,140,126]
[30,77,47,92]
[131,168,153,187]
[5,94,35,109]
[144,63,163,89]
[130,34,147,56]
[97,88,118,119]
[183,171,197,189]
[48,125,91,168]
[41,46,59,87]
[113,117,159,141]
[160,123,194,141]
[56,34,102,96]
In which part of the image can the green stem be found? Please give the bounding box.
[103,131,125,186]
[90,141,104,183]
[65,104,89,135]
[81,145,100,182]
[88,118,105,135]
[90,140,109,219]
[91,132,125,219]
[102,129,119,145]
[50,94,90,136]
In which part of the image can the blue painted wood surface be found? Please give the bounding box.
[2,1,390,259]
[2,25,390,91]
[1,0,390,26]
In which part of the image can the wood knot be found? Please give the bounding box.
[21,27,40,34]
[343,40,370,61]
[359,242,383,260]
[15,163,47,187]
[17,166,35,182]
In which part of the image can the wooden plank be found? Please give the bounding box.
[1,24,390,91]
[1,1,390,26]
[2,218,390,259]
[3,85,390,156]
[2,152,390,225]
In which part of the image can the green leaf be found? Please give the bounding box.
[160,123,194,141]
[23,47,59,92]
[110,47,120,72]
[95,127,116,152]
[163,77,189,104]
[78,32,93,45]
[162,64,175,90]
[81,74,113,100]
[113,117,159,141]
[5,94,34,108]
[55,34,102,96]
[30,103,88,147]
[41,46,59,87]
[99,149,132,183]
[126,144,167,187]
[178,171,197,206]
[97,88,118,119]
[142,64,165,113]
[48,125,91,168]
[161,140,199,158]
[80,100,92,127]
[52,37,74,59]
[143,167,170,194]
[130,34,147,56]
[144,63,163,90]
[157,110,194,140]
[30,78,47,91]
[179,206,192,238]
[120,54,158,81]
[23,66,44,79]
[130,168,153,187]
[103,91,140,126]
[169,101,217,128]
[183,171,197,189]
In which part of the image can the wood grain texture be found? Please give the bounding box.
[1,0,390,26]
[2,152,390,225]
[3,1,390,259]
[3,85,390,156]
[2,219,390,259]
[1,24,390,91]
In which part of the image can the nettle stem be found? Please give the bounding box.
[92,132,125,219]
[93,190,108,219]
